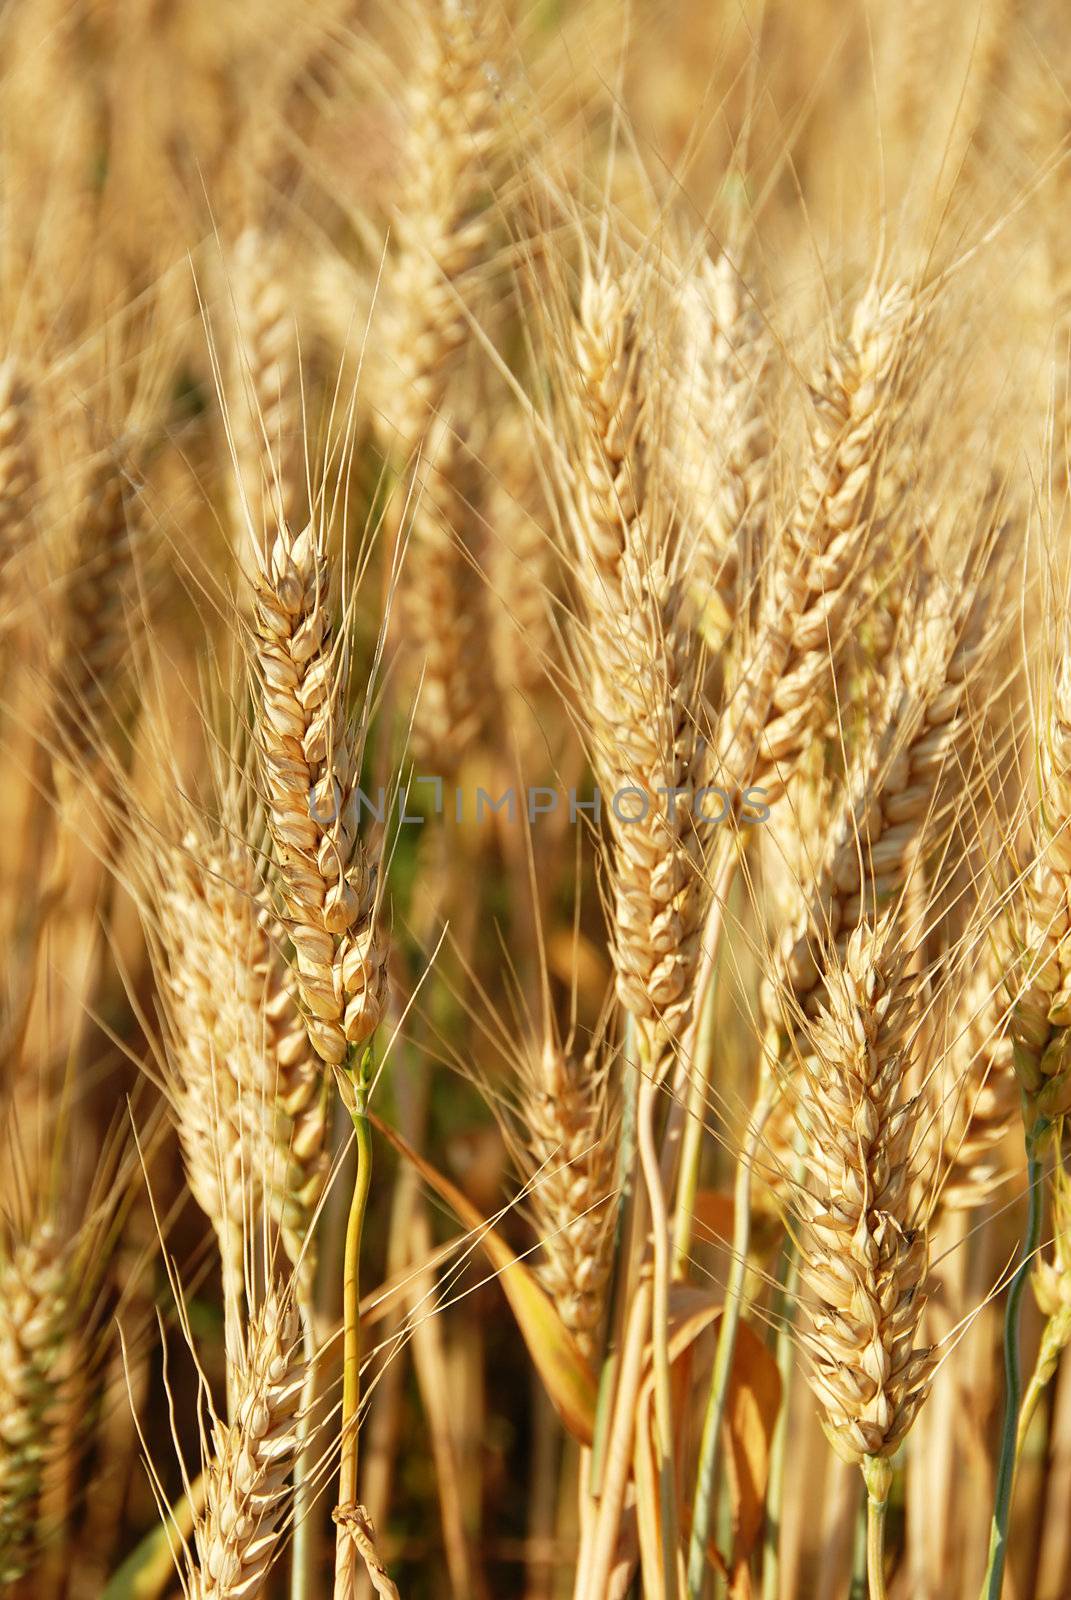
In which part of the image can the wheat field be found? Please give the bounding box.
[3,1,1071,1597]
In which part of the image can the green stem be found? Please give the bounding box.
[333,1058,374,1598]
[670,852,738,1277]
[762,1239,799,1600]
[637,1063,680,1597]
[979,1130,1046,1600]
[587,1014,639,1496]
[671,956,721,1279]
[686,1080,773,1598]
[864,1462,890,1600]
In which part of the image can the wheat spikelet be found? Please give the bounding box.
[671,253,771,637]
[520,1038,617,1362]
[0,1223,72,1584]
[0,359,34,601]
[564,259,703,1044]
[188,1291,305,1599]
[230,227,302,546]
[791,916,935,1466]
[717,281,913,804]
[250,517,388,1065]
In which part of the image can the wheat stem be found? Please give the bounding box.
[663,845,738,1193]
[334,1057,374,1600]
[635,1066,679,1594]
[980,1128,1046,1600]
[687,1076,775,1597]
[864,1455,891,1600]
[669,850,737,1274]
[576,1279,652,1600]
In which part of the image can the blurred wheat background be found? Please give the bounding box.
[2,1,1071,1597]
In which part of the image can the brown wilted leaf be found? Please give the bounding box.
[725,1321,782,1573]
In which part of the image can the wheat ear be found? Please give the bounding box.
[717,281,913,804]
[671,252,771,639]
[776,581,988,1021]
[52,449,135,773]
[567,259,703,1049]
[792,916,934,1598]
[250,517,388,1065]
[0,359,34,604]
[380,0,505,766]
[155,834,277,1406]
[188,1291,305,1599]
[519,1038,618,1363]
[231,227,302,544]
[158,821,328,1290]
[488,409,556,713]
[0,1225,72,1585]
